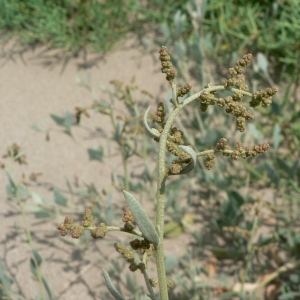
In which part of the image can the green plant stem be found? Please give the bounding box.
[14,178,47,300]
[241,199,263,290]
[155,85,225,299]
[141,252,157,300]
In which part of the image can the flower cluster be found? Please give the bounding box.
[155,102,166,124]
[223,53,253,90]
[205,152,215,170]
[122,204,135,230]
[159,46,177,83]
[114,242,135,263]
[250,87,278,108]
[230,141,270,160]
[177,83,192,97]
[57,211,107,239]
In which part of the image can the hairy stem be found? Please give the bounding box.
[155,85,225,299]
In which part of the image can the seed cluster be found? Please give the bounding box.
[159,46,177,83]
[250,87,278,108]
[114,243,135,263]
[230,141,270,160]
[177,83,192,97]
[57,211,107,239]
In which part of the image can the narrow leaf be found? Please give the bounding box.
[32,249,43,266]
[143,107,160,138]
[123,191,159,247]
[178,145,197,174]
[30,258,38,280]
[272,123,282,151]
[102,269,125,300]
[257,52,268,73]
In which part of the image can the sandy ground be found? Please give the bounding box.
[0,37,178,299]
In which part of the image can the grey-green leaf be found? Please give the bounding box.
[178,145,197,174]
[54,187,68,206]
[123,190,159,247]
[88,146,104,162]
[102,269,125,300]
[257,52,268,73]
[272,123,282,151]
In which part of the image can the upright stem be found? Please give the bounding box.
[155,85,225,299]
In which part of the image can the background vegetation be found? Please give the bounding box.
[1,0,299,299]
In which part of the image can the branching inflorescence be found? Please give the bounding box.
[57,46,277,300]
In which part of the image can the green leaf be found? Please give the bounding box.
[32,249,43,266]
[265,161,280,187]
[178,145,197,174]
[27,206,53,218]
[123,190,159,247]
[227,190,245,208]
[54,187,68,206]
[88,146,104,162]
[126,272,137,293]
[248,124,263,143]
[31,124,43,132]
[272,123,282,151]
[279,292,300,299]
[30,258,38,280]
[31,192,43,204]
[102,269,125,300]
[42,276,54,299]
[50,111,74,133]
[164,221,184,238]
[63,111,75,133]
[165,253,178,274]
[105,206,114,223]
[0,259,13,292]
[257,52,268,73]
[50,114,64,126]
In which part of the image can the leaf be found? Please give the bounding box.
[165,253,178,274]
[265,161,280,187]
[0,259,13,292]
[178,145,197,174]
[63,111,75,133]
[30,258,38,280]
[102,269,125,300]
[279,292,300,299]
[272,123,282,151]
[257,52,268,73]
[31,192,43,204]
[164,221,184,238]
[209,246,244,260]
[88,146,104,162]
[123,190,159,247]
[27,206,53,218]
[42,276,54,299]
[31,124,43,132]
[50,111,74,133]
[114,122,121,142]
[32,249,43,266]
[54,187,68,206]
[247,124,263,143]
[50,113,64,126]
[105,206,114,223]
[126,272,137,293]
[227,190,245,208]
